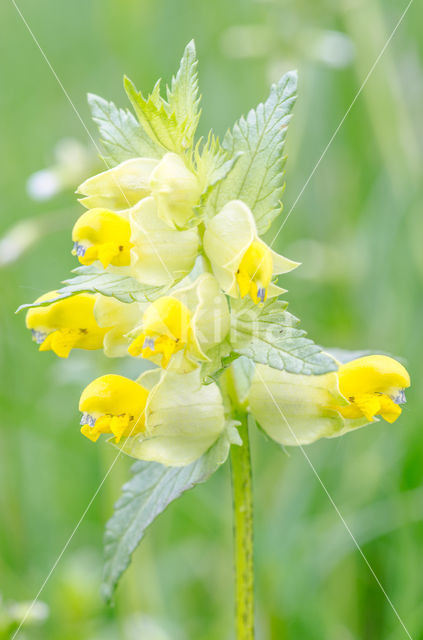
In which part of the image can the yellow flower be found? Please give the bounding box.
[149,152,202,229]
[77,157,158,210]
[335,355,410,423]
[236,240,273,304]
[203,200,299,304]
[26,292,108,358]
[128,296,193,368]
[72,208,133,269]
[128,274,230,370]
[79,370,227,466]
[248,355,410,446]
[79,374,149,443]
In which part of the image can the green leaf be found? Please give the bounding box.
[16,267,165,312]
[87,93,163,165]
[212,71,297,234]
[125,77,187,154]
[102,433,231,601]
[230,298,338,375]
[200,340,240,384]
[167,39,201,147]
[194,133,242,203]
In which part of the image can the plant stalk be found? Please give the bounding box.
[230,411,255,639]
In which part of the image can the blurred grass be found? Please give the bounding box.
[1,0,422,638]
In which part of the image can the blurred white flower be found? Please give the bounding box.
[27,138,97,201]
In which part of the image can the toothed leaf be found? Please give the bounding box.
[212,71,297,234]
[87,93,163,165]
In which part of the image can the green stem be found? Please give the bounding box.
[230,411,255,639]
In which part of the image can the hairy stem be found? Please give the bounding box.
[230,411,255,639]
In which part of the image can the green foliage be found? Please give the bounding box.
[195,134,242,203]
[167,39,201,147]
[124,77,186,154]
[17,267,165,311]
[88,41,202,164]
[87,93,164,165]
[210,71,297,234]
[3,2,422,638]
[230,299,338,375]
[102,433,231,601]
[200,341,240,384]
[124,42,202,155]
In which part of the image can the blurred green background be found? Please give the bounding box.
[1,0,422,638]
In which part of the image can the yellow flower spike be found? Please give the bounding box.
[128,296,192,368]
[204,200,299,304]
[72,209,133,268]
[77,157,159,211]
[236,240,273,304]
[335,355,410,423]
[149,152,202,229]
[26,292,108,358]
[79,374,149,443]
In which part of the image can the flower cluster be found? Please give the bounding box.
[23,42,410,469]
[25,148,300,464]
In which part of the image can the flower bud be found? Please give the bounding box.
[203,200,299,304]
[149,153,202,228]
[77,157,158,211]
[26,292,108,358]
[72,208,133,268]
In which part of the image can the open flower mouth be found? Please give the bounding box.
[31,329,48,344]
[80,412,96,427]
[392,389,407,405]
[72,241,87,258]
[256,287,266,303]
[143,336,155,350]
